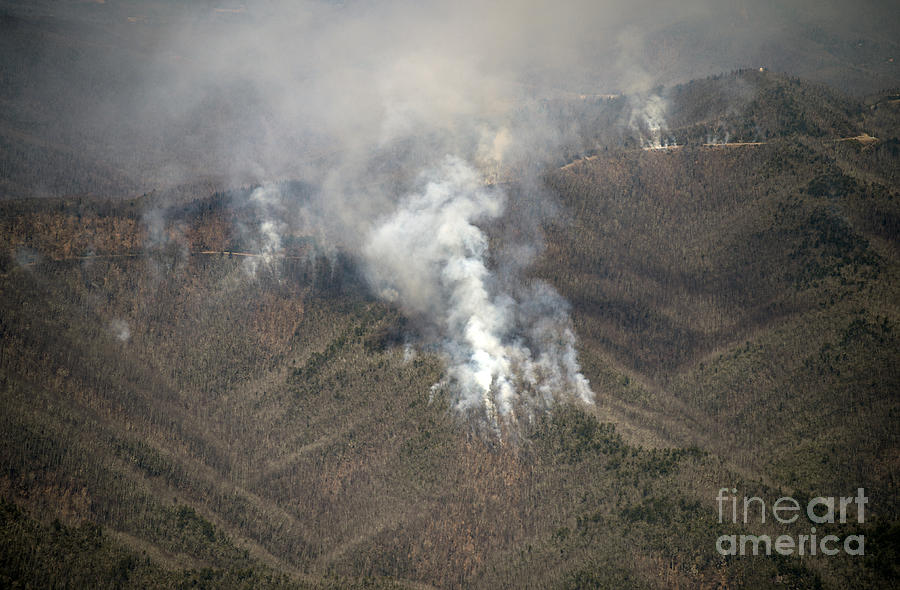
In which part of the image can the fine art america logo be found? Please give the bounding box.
[715,488,868,556]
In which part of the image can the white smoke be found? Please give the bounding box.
[705,119,734,145]
[79,0,605,429]
[244,184,288,276]
[363,157,592,426]
[110,319,131,342]
[629,93,670,148]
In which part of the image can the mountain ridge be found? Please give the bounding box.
[1,70,898,588]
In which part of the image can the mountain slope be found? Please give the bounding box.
[0,73,898,588]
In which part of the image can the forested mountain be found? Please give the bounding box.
[1,66,898,588]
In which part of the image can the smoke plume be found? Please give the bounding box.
[7,0,898,426]
[629,92,670,148]
[363,157,592,423]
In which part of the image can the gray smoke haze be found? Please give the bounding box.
[5,0,897,192]
[126,0,900,181]
[2,1,897,200]
[139,0,621,421]
[4,0,899,422]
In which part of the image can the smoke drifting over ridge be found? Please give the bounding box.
[5,0,899,192]
[6,0,895,192]
[143,0,618,421]
[6,0,899,420]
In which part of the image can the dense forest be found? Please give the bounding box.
[0,66,898,588]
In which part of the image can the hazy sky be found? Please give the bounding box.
[124,0,900,181]
[1,0,897,193]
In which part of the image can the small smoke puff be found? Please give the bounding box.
[402,343,416,363]
[110,319,131,342]
[14,248,40,269]
[244,185,287,276]
[142,208,170,249]
[380,288,400,303]
[629,93,668,147]
[476,126,512,180]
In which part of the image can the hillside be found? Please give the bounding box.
[0,71,898,588]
